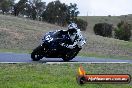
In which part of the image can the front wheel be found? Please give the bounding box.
[31,45,44,61]
[31,51,43,61]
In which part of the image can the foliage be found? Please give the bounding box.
[25,0,46,20]
[94,23,113,37]
[114,21,131,41]
[67,3,80,21]
[42,0,79,26]
[42,0,68,25]
[0,0,14,14]
[74,19,88,31]
[13,0,46,20]
[13,0,28,16]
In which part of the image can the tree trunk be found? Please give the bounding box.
[2,11,4,15]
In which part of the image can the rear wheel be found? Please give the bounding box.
[31,45,44,61]
[62,51,78,62]
[62,47,81,62]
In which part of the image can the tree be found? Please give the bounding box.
[21,0,46,20]
[42,0,80,26]
[0,0,14,14]
[13,0,28,16]
[35,0,46,20]
[67,3,79,21]
[42,0,68,25]
[9,0,15,14]
[114,21,131,41]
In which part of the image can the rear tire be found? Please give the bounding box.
[62,51,77,62]
[62,47,81,62]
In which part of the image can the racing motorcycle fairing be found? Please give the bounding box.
[31,30,84,61]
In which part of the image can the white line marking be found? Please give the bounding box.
[0,62,130,64]
[0,62,29,63]
[46,62,129,64]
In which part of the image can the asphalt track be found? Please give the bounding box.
[0,52,132,64]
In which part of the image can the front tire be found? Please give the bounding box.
[31,45,44,61]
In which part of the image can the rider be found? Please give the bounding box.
[61,22,86,49]
[43,22,86,51]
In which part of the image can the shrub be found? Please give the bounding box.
[93,23,112,37]
[108,15,111,17]
[75,19,88,31]
[114,21,131,41]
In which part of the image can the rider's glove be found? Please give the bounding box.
[61,43,75,49]
[60,43,68,47]
[67,45,74,49]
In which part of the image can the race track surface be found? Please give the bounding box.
[0,52,132,64]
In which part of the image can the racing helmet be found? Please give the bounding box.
[68,23,78,35]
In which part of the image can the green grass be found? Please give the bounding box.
[79,52,132,60]
[0,63,131,88]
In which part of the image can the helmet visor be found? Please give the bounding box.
[68,29,77,35]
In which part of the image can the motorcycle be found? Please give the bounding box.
[31,30,86,61]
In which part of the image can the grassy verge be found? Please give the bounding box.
[0,63,131,88]
[79,52,132,60]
